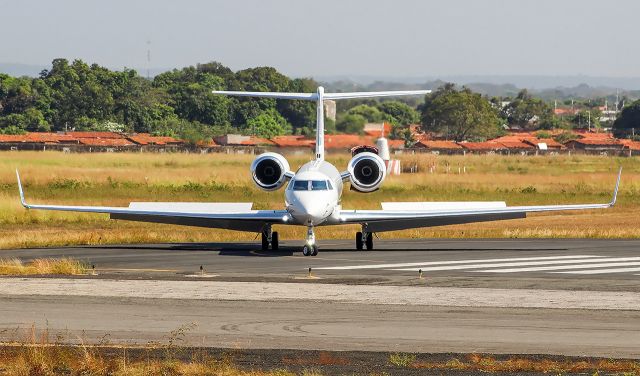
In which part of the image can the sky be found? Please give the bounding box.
[1,0,639,79]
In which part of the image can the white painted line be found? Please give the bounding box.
[392,257,640,272]
[554,267,640,275]
[315,255,600,270]
[476,261,640,273]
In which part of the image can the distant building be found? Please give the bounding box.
[324,100,337,121]
[564,139,624,152]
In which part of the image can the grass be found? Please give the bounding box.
[0,257,88,275]
[3,333,639,376]
[409,353,640,374]
[1,151,639,249]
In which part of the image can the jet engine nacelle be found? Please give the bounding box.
[347,152,386,193]
[250,152,291,191]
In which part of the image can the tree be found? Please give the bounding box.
[246,110,292,138]
[347,104,383,122]
[613,99,640,138]
[572,109,601,130]
[277,78,317,132]
[420,84,502,141]
[336,114,366,134]
[377,101,419,126]
[500,89,552,130]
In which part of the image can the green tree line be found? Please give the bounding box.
[1,59,638,142]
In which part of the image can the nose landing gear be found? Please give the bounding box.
[302,226,318,256]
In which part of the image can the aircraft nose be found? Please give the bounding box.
[300,201,327,223]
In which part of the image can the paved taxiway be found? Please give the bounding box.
[1,239,639,358]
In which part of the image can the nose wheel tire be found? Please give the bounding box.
[355,232,363,251]
[302,245,318,256]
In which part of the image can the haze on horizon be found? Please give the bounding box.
[1,0,639,80]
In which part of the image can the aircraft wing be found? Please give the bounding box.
[16,171,287,232]
[339,168,621,232]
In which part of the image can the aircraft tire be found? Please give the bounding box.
[302,245,311,256]
[366,233,373,251]
[261,233,269,251]
[272,232,279,250]
[356,232,363,251]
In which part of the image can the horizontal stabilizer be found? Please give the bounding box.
[212,91,318,100]
[212,89,431,101]
[324,90,431,100]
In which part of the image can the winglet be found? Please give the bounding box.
[610,166,622,206]
[15,169,29,208]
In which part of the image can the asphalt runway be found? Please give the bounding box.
[1,239,640,358]
[2,239,640,290]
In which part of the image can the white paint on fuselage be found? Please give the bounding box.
[285,160,343,226]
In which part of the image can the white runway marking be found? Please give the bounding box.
[391,257,640,272]
[315,255,599,270]
[555,267,640,275]
[477,261,640,273]
[317,255,640,276]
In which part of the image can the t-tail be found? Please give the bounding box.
[212,86,432,160]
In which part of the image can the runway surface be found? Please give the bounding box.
[2,239,639,290]
[1,239,640,358]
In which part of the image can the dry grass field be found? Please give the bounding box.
[0,151,638,249]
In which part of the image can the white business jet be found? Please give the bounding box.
[16,86,621,256]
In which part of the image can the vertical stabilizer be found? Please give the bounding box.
[315,86,325,160]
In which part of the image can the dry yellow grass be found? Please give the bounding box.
[0,257,88,275]
[0,151,639,249]
[410,353,640,374]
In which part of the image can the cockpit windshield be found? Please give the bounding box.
[292,180,309,191]
[290,180,332,191]
[311,180,328,191]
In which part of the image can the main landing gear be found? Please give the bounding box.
[302,226,318,256]
[355,228,373,251]
[261,225,279,251]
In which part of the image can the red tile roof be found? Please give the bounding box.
[522,138,564,149]
[0,134,27,142]
[576,131,614,139]
[497,141,535,149]
[459,142,507,151]
[66,131,125,139]
[363,123,392,137]
[566,139,623,146]
[23,133,77,143]
[271,135,314,148]
[195,139,218,147]
[620,140,640,150]
[387,139,405,149]
[127,134,182,145]
[414,140,463,149]
[323,134,375,149]
[240,136,275,146]
[78,138,135,146]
